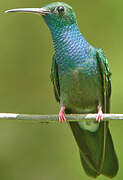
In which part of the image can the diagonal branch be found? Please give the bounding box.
[0,113,122,123]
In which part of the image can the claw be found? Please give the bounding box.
[96,105,103,123]
[59,106,66,122]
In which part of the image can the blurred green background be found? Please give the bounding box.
[0,0,123,179]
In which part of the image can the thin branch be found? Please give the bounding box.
[0,113,122,123]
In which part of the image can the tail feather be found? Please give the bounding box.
[69,121,118,178]
[101,128,119,177]
[80,151,99,178]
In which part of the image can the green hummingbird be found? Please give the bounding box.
[5,2,119,178]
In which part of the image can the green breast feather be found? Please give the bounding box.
[50,48,111,112]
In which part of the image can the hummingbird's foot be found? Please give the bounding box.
[59,106,66,122]
[96,105,103,123]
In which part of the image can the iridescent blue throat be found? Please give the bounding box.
[50,24,89,72]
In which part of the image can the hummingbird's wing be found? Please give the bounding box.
[95,48,118,177]
[96,48,111,113]
[50,55,60,102]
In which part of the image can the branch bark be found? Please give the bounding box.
[0,113,122,123]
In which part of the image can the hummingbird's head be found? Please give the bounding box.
[5,2,77,30]
[42,2,77,29]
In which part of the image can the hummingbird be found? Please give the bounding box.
[5,2,119,178]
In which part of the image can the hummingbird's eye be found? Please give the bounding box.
[56,6,65,14]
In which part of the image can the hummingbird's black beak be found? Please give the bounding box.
[4,8,49,15]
